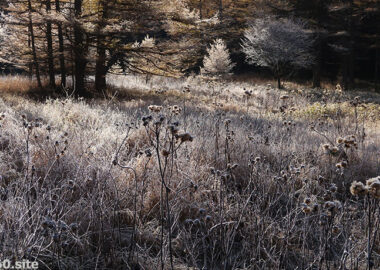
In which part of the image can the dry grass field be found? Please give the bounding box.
[0,75,379,269]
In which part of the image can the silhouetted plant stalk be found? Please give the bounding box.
[350,177,380,270]
[224,119,232,166]
[367,195,372,270]
[214,112,221,164]
[365,195,379,270]
[182,85,190,132]
[244,88,252,113]
[112,126,140,263]
[142,108,194,270]
[155,121,174,270]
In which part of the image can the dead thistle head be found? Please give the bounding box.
[350,181,368,196]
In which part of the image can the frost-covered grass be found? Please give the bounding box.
[0,76,380,269]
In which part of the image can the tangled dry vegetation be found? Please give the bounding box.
[0,76,380,269]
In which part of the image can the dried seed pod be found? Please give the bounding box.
[350,181,368,196]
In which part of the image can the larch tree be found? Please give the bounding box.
[200,38,234,77]
[1,0,43,86]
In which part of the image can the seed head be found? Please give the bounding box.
[199,208,206,216]
[322,144,330,150]
[323,201,336,211]
[193,219,201,226]
[330,147,339,154]
[148,105,163,113]
[366,177,380,198]
[176,133,194,143]
[350,181,368,196]
[343,136,355,145]
[319,213,328,225]
[312,203,320,212]
[68,180,74,187]
[145,149,152,157]
[332,225,341,234]
[302,206,312,214]
[162,149,170,157]
[336,84,342,92]
[303,197,312,205]
[318,175,325,182]
[329,184,337,193]
[184,219,193,226]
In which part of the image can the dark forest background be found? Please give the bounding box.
[0,0,379,92]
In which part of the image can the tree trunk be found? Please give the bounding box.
[74,0,87,96]
[341,56,349,91]
[376,0,380,91]
[55,0,66,87]
[27,35,33,80]
[199,0,203,20]
[313,61,321,88]
[27,0,42,88]
[277,77,282,89]
[218,0,223,20]
[348,50,354,90]
[313,36,322,88]
[46,0,56,88]
[347,0,355,90]
[95,0,108,93]
[375,47,379,91]
[95,45,107,92]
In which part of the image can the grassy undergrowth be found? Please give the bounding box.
[0,75,379,269]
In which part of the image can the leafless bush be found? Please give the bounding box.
[242,16,315,89]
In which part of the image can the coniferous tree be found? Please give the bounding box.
[200,38,234,77]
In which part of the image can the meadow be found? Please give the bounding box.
[0,75,379,269]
